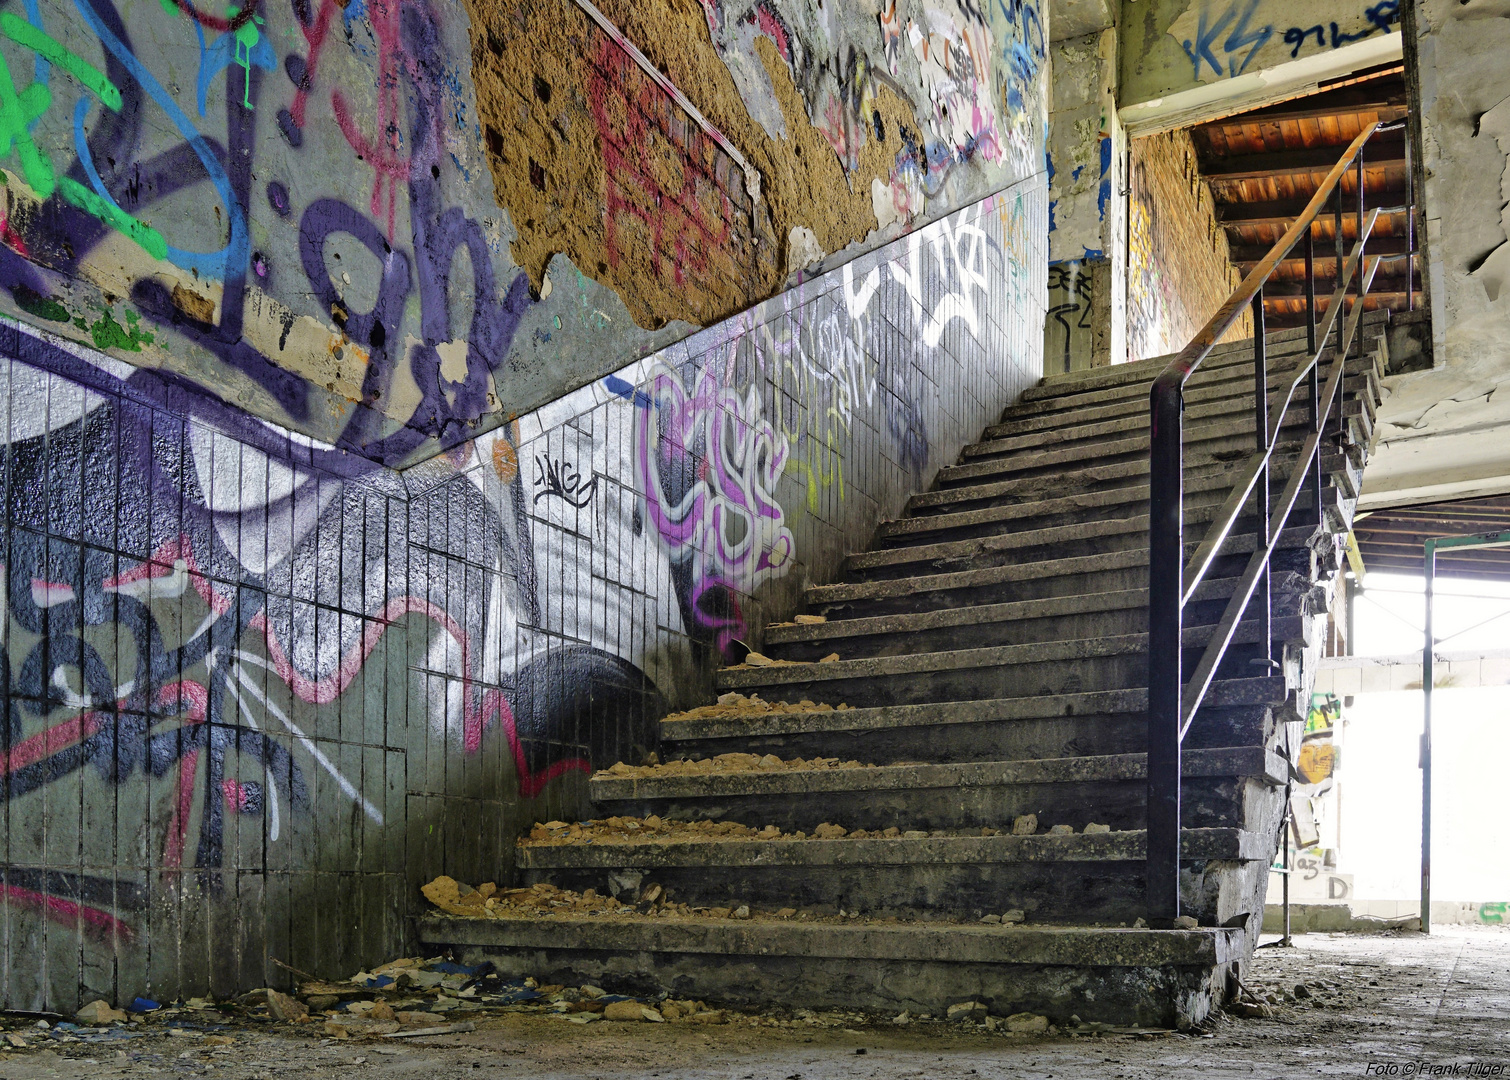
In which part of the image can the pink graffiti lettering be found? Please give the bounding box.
[588,37,735,289]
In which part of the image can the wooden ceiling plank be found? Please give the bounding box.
[1217,192,1410,226]
[1204,144,1407,182]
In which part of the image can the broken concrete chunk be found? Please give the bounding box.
[1001,909,1026,924]
[980,914,1002,924]
[266,989,309,1023]
[1011,814,1038,835]
[602,1001,663,1022]
[794,614,827,624]
[732,904,751,919]
[1230,1001,1274,1019]
[947,1000,988,1023]
[75,1000,128,1025]
[420,875,463,909]
[819,653,840,663]
[1174,915,1200,930]
[602,1000,644,1021]
[812,823,848,839]
[743,652,775,667]
[1083,822,1112,834]
[1048,824,1075,836]
[1005,1012,1049,1033]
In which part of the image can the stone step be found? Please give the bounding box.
[924,416,1316,498]
[995,349,1382,430]
[942,398,1364,488]
[659,678,1288,764]
[851,486,1340,579]
[971,369,1378,460]
[911,435,1353,516]
[809,524,1321,621]
[763,579,1263,661]
[716,617,1306,707]
[420,915,1244,1026]
[516,827,1268,927]
[588,746,1286,834]
[1029,312,1386,400]
[1022,334,1315,405]
[880,450,1353,541]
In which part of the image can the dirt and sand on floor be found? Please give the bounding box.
[0,925,1503,1079]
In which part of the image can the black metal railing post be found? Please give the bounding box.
[1405,128,1415,312]
[1147,371,1185,928]
[1251,290,1272,666]
[1145,122,1384,928]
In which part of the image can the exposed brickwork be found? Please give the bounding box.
[1128,129,1251,361]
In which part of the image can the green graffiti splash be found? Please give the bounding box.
[12,287,71,323]
[0,49,58,198]
[59,178,169,260]
[0,16,168,260]
[0,12,122,110]
[84,307,155,352]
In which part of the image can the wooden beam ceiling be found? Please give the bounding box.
[1216,191,1409,227]
[1202,136,1406,181]
[1231,236,1414,267]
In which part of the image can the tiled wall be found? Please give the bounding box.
[0,179,1044,1011]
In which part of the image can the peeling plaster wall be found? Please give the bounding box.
[1119,0,1401,130]
[1361,0,1510,509]
[1044,28,1125,369]
[0,179,1045,1012]
[0,0,1048,473]
[1127,128,1248,360]
[467,0,1049,332]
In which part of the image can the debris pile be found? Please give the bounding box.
[657,693,854,725]
[598,753,888,779]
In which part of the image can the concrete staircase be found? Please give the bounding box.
[419,317,1386,1027]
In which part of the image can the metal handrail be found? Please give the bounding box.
[1146,119,1405,926]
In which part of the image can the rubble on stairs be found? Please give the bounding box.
[657,692,854,726]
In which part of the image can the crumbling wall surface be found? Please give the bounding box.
[1044,29,1124,370]
[0,178,1045,1013]
[1362,0,1510,508]
[1126,129,1249,361]
[0,0,1046,474]
[467,0,1049,331]
[1120,0,1402,114]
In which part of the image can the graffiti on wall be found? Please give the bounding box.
[0,0,546,470]
[0,176,1043,1000]
[612,190,1032,654]
[0,342,658,956]
[1168,0,1400,83]
[1046,261,1094,374]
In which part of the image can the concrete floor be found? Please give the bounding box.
[1,926,1505,1078]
